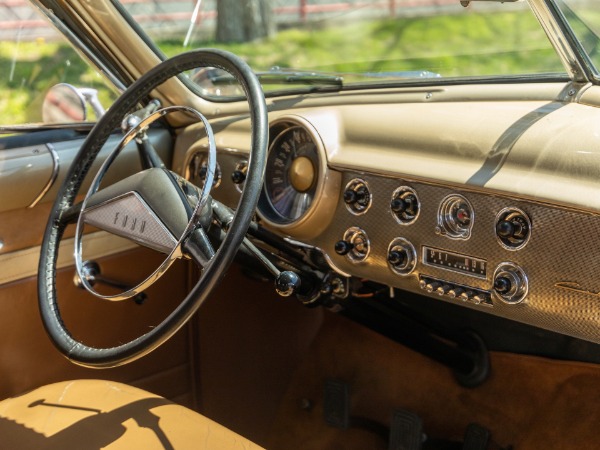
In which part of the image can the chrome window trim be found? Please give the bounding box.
[27,143,60,209]
[528,0,586,82]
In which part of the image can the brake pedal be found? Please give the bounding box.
[462,423,490,450]
[323,379,350,429]
[389,409,424,450]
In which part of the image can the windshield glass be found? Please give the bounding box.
[554,0,600,78]
[122,0,566,98]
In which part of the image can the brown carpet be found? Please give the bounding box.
[267,313,600,449]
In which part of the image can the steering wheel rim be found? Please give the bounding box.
[38,49,268,368]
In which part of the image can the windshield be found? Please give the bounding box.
[554,0,600,79]
[122,0,568,98]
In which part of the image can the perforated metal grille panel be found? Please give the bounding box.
[311,171,600,344]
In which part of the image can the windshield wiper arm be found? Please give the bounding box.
[257,69,343,86]
[207,67,343,87]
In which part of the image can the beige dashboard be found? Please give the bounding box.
[174,82,600,344]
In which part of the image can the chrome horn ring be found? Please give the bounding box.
[74,106,216,301]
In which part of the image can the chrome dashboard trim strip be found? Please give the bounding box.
[28,143,60,209]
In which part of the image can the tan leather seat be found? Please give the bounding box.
[0,379,263,449]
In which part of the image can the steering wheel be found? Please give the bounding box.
[38,49,268,368]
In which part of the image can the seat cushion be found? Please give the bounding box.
[0,379,264,449]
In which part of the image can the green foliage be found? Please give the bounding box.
[1,11,565,125]
[165,11,563,78]
[0,39,116,125]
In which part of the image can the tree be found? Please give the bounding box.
[216,0,275,43]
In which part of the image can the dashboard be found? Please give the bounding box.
[173,84,600,344]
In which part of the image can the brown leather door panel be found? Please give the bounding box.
[0,126,192,404]
[0,248,197,408]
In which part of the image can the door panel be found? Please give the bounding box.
[0,248,197,407]
[0,128,172,215]
[0,125,193,405]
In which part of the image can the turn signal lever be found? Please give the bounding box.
[122,99,165,170]
[73,260,147,304]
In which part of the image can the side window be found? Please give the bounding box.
[0,2,116,126]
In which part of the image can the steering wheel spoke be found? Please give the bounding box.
[38,49,268,368]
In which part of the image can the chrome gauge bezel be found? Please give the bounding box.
[261,124,320,224]
[257,116,341,239]
[436,194,474,240]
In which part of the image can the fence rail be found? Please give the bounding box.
[0,0,457,40]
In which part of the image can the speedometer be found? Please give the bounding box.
[262,125,319,223]
[257,117,341,239]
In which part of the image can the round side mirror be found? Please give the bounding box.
[42,83,87,123]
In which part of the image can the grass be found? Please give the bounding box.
[1,10,565,126]
[162,11,562,77]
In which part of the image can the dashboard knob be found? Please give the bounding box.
[343,189,358,204]
[495,209,531,249]
[387,250,407,266]
[275,271,301,297]
[390,198,407,213]
[390,188,419,224]
[334,240,353,256]
[344,187,369,206]
[387,238,416,275]
[472,294,489,305]
[492,263,528,304]
[197,165,208,180]
[496,220,514,238]
[494,276,512,295]
[391,194,417,214]
[231,170,246,184]
[343,179,371,214]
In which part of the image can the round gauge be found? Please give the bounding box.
[437,194,474,239]
[260,125,319,224]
